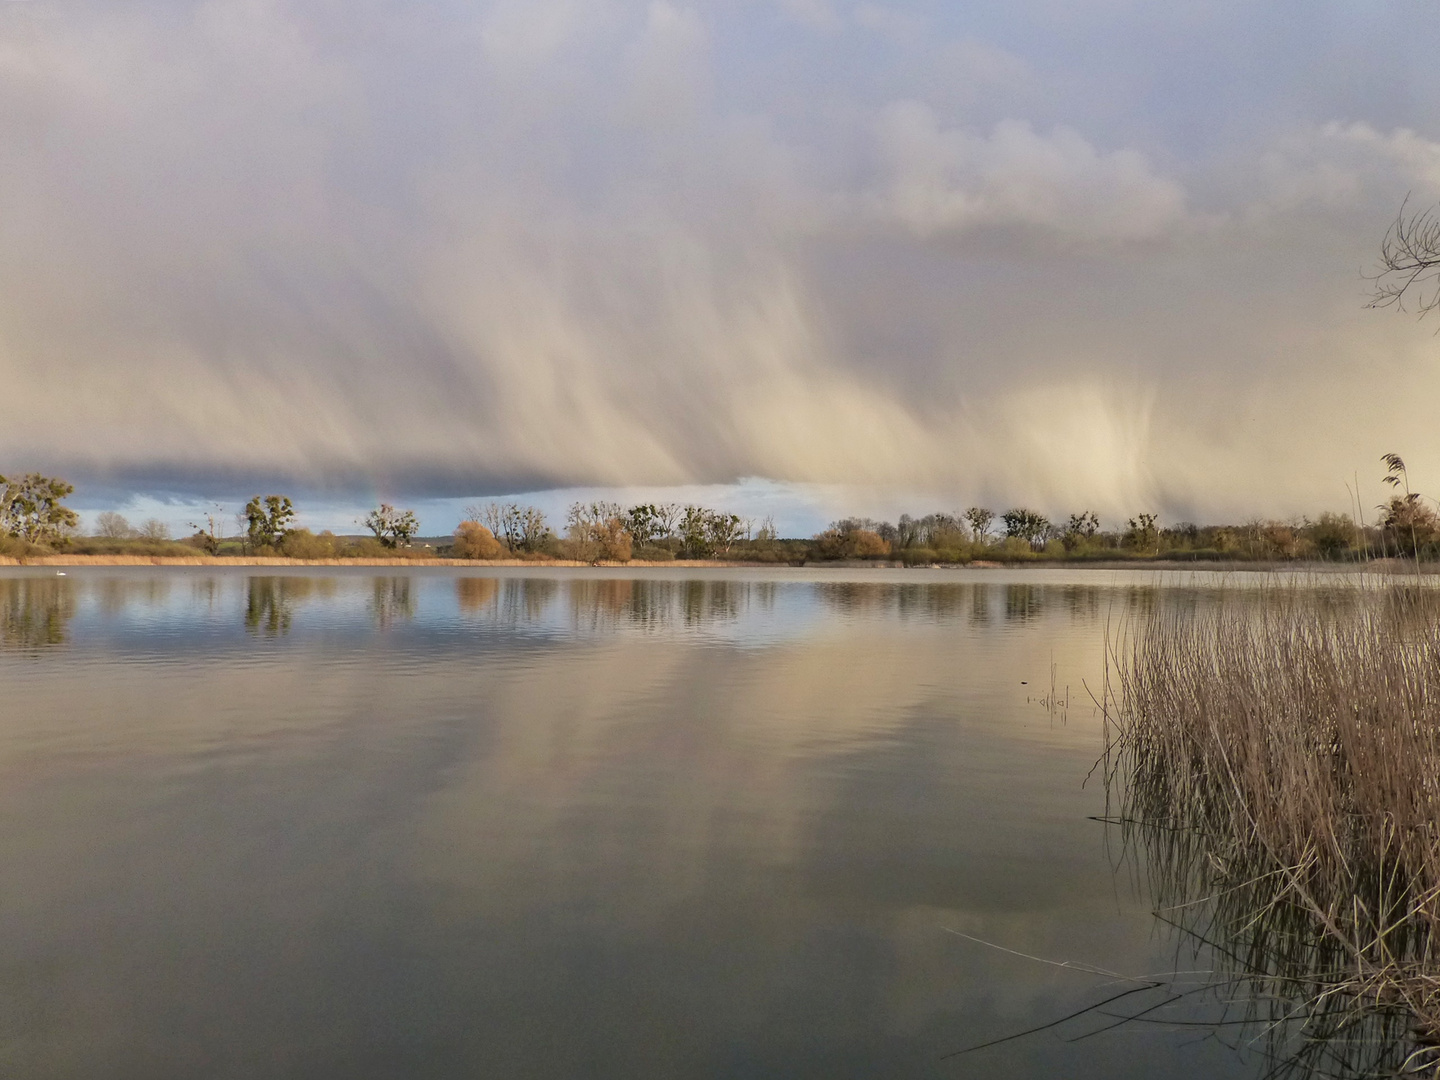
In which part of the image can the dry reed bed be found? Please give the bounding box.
[1109,579,1440,1074]
[0,555,752,568]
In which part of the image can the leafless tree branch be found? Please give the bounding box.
[1368,195,1440,318]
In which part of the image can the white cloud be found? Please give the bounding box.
[1254,122,1440,216]
[871,102,1189,242]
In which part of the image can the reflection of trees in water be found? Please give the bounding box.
[244,577,336,636]
[455,577,499,614]
[897,584,968,619]
[683,580,741,625]
[0,578,75,648]
[566,580,635,629]
[369,577,414,628]
[502,578,556,624]
[969,585,991,625]
[556,579,764,631]
[459,578,561,625]
[1059,585,1101,621]
[190,577,221,614]
[94,576,172,617]
[1003,584,1044,621]
[816,582,1110,625]
[245,578,291,636]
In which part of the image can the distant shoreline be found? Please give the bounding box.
[2,555,1436,573]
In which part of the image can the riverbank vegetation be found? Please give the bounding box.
[1108,581,1440,1073]
[3,458,1439,566]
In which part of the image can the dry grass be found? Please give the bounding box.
[0,554,765,568]
[1108,577,1440,1074]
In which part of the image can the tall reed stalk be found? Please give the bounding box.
[1108,577,1440,1075]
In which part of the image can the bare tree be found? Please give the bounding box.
[466,501,549,552]
[95,511,134,538]
[138,518,171,541]
[567,502,631,563]
[1371,198,1440,317]
[186,504,227,555]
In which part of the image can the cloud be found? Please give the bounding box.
[1253,122,1440,217]
[1,0,1439,526]
[870,102,1189,242]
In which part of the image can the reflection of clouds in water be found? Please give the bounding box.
[0,578,75,649]
[402,612,1150,1072]
[0,570,1262,1078]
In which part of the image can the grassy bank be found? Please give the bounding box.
[1107,579,1440,1072]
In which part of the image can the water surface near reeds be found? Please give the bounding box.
[0,567,1364,1079]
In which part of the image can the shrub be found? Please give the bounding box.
[1380,494,1440,557]
[452,521,503,560]
[566,503,633,563]
[814,524,892,560]
[996,536,1034,560]
[280,528,338,560]
[1306,512,1358,559]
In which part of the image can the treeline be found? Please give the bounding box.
[4,457,1439,564]
[0,481,432,561]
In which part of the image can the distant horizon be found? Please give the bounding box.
[46,473,1407,543]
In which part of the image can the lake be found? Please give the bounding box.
[0,567,1292,1078]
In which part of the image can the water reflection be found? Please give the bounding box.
[245,577,337,636]
[370,577,415,627]
[94,576,172,616]
[452,578,775,632]
[0,568,1312,1080]
[1115,812,1435,1079]
[500,578,557,624]
[1004,584,1044,622]
[455,577,499,614]
[0,578,75,648]
[815,581,1118,627]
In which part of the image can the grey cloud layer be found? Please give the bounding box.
[4,0,1440,520]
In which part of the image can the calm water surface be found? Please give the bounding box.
[0,567,1270,1079]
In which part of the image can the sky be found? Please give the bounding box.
[5,0,1440,535]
